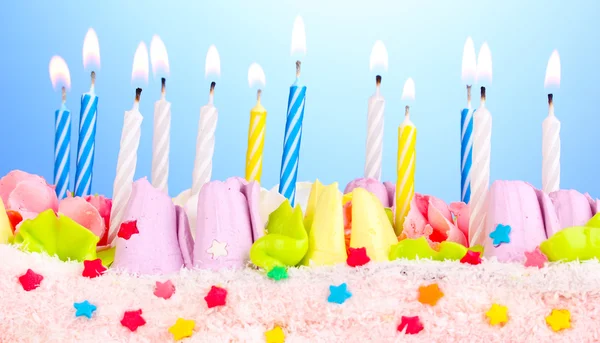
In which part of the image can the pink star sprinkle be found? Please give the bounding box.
[524,247,548,268]
[154,280,176,300]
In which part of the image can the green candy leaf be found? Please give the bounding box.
[388,237,469,261]
[540,226,600,262]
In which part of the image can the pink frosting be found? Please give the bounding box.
[58,197,105,238]
[401,193,468,247]
[344,178,390,207]
[176,205,194,269]
[383,181,396,208]
[112,178,186,275]
[549,190,595,229]
[0,170,58,221]
[193,177,261,270]
[483,181,548,262]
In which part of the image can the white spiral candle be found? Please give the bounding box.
[192,82,218,195]
[108,89,143,244]
[151,78,171,193]
[365,75,385,181]
[542,94,560,194]
[469,87,492,246]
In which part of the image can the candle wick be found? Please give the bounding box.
[405,105,410,118]
[296,60,301,78]
[548,94,555,116]
[467,85,472,103]
[90,71,96,94]
[161,77,166,99]
[257,89,262,103]
[61,87,66,104]
[134,88,142,108]
[209,81,216,105]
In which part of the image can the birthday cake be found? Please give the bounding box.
[2,170,600,342]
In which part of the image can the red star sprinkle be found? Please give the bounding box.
[82,259,107,278]
[524,246,548,268]
[346,247,371,267]
[154,280,176,300]
[117,220,139,240]
[460,250,482,265]
[204,285,227,308]
[18,269,43,291]
[397,316,424,335]
[120,309,146,332]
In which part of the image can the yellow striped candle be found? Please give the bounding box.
[395,106,416,233]
[245,89,267,182]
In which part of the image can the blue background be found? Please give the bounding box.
[1,0,598,202]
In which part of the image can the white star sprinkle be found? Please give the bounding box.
[206,239,228,259]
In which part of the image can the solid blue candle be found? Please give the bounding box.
[75,71,99,196]
[279,61,307,207]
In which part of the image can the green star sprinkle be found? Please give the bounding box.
[267,266,288,281]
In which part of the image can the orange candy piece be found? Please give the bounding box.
[6,210,22,233]
[418,283,444,306]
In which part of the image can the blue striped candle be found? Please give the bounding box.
[54,87,71,199]
[75,71,99,196]
[460,85,473,204]
[279,61,307,207]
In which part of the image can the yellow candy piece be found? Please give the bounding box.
[485,304,509,326]
[302,182,347,266]
[342,192,353,205]
[265,325,285,343]
[545,309,570,332]
[0,198,13,244]
[168,318,195,341]
[303,179,324,234]
[350,188,398,262]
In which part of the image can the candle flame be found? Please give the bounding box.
[150,35,170,78]
[290,16,307,56]
[369,40,388,72]
[83,28,101,70]
[401,78,415,100]
[131,42,149,84]
[544,50,561,88]
[205,45,221,78]
[476,42,493,84]
[49,56,71,91]
[461,37,476,83]
[248,63,266,88]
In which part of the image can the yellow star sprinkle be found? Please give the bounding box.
[265,325,285,343]
[545,309,571,332]
[168,318,195,341]
[485,304,508,326]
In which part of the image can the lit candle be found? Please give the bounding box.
[395,78,416,231]
[364,40,388,181]
[191,45,220,195]
[469,42,493,246]
[279,16,307,207]
[460,37,476,204]
[49,56,72,199]
[150,35,171,193]
[542,50,561,194]
[108,42,148,244]
[245,63,267,182]
[75,29,100,196]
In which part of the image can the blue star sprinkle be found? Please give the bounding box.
[74,300,97,319]
[328,283,352,304]
[489,224,511,246]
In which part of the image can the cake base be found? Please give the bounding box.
[1,245,599,343]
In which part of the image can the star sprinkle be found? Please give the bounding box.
[18,269,43,291]
[265,325,286,343]
[546,309,571,332]
[82,259,107,278]
[74,300,97,319]
[524,246,548,268]
[168,318,195,341]
[418,283,444,306]
[204,285,228,308]
[346,247,371,267]
[328,283,352,304]
[120,309,146,332]
[485,304,508,326]
[460,250,482,265]
[117,220,139,240]
[206,239,228,259]
[267,266,288,281]
[489,224,511,246]
[154,280,176,300]
[397,316,424,334]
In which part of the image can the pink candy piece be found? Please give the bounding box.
[344,178,390,208]
[58,197,105,237]
[0,170,58,221]
[549,190,595,230]
[112,178,185,275]
[483,181,547,262]
[193,177,261,270]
